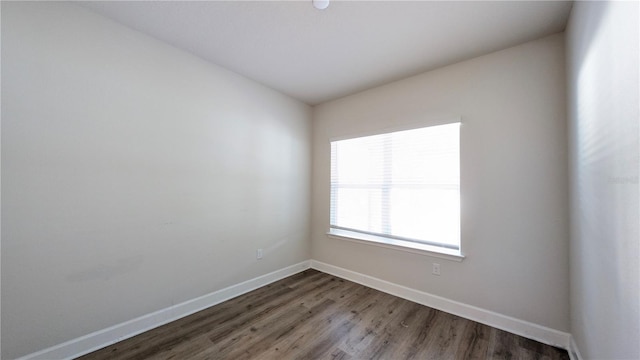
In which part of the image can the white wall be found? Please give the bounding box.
[566,2,639,359]
[311,34,569,332]
[1,3,311,359]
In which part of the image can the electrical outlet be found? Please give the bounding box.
[256,249,263,260]
[432,263,441,276]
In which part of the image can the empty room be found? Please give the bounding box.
[1,1,638,359]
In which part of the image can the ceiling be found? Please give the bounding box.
[79,1,573,105]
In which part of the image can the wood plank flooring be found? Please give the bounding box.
[77,269,569,360]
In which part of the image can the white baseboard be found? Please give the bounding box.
[17,259,571,360]
[17,261,311,360]
[568,336,584,360]
[310,260,571,350]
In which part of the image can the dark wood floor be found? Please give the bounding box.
[78,269,569,360]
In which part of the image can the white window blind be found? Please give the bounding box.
[330,123,460,250]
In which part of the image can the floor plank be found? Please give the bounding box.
[77,269,569,360]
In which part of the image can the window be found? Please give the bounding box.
[329,122,461,258]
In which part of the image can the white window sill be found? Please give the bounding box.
[327,228,465,262]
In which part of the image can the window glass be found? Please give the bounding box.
[330,122,460,250]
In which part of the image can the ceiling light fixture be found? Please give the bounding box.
[312,0,330,10]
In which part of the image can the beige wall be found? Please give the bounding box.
[9,1,627,358]
[311,34,569,332]
[566,1,640,359]
[1,3,311,359]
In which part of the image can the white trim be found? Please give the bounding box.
[16,261,311,360]
[568,336,584,360]
[310,260,570,350]
[327,229,464,262]
[329,115,462,142]
[16,259,572,360]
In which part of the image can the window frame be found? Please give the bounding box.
[326,119,465,261]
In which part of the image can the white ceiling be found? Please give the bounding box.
[79,1,573,105]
